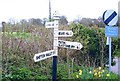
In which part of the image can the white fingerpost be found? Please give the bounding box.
[33,50,55,62]
[58,40,83,50]
[45,21,56,28]
[54,30,73,37]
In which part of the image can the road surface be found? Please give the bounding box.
[111,57,120,75]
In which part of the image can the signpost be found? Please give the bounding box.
[33,11,83,81]
[103,9,118,72]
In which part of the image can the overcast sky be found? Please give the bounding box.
[0,0,119,22]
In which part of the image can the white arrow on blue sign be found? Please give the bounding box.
[103,10,118,26]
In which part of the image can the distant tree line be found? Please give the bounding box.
[6,16,112,28]
[73,17,105,27]
[7,16,68,27]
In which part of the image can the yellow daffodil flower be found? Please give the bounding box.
[99,75,101,77]
[94,70,96,73]
[79,70,82,74]
[89,71,92,74]
[98,71,101,75]
[98,67,102,70]
[106,74,110,77]
[102,70,104,73]
[94,73,97,76]
[79,72,82,75]
[76,75,79,78]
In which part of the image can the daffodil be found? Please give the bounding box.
[102,70,104,73]
[89,71,92,74]
[79,70,82,74]
[76,75,79,78]
[99,75,101,77]
[98,67,102,70]
[13,32,17,35]
[106,74,110,77]
[79,72,82,75]
[94,72,97,76]
[98,71,101,75]
[94,70,96,73]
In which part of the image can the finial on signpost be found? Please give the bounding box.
[53,11,60,20]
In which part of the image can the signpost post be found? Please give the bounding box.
[52,11,60,81]
[103,9,118,72]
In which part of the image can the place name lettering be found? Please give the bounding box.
[36,54,45,60]
[58,41,66,46]
[46,52,52,56]
[58,32,71,35]
[58,32,65,35]
[58,41,77,49]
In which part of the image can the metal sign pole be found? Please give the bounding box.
[109,37,112,72]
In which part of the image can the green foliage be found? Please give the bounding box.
[113,38,120,58]
[115,50,120,57]
[2,66,48,80]
[70,23,118,67]
[70,23,103,67]
[2,67,32,80]
[57,63,68,79]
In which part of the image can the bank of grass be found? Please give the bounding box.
[1,32,42,41]
[2,32,31,38]
[2,63,120,80]
[115,49,120,58]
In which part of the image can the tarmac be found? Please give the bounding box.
[111,57,120,75]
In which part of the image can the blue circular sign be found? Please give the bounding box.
[103,10,118,26]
